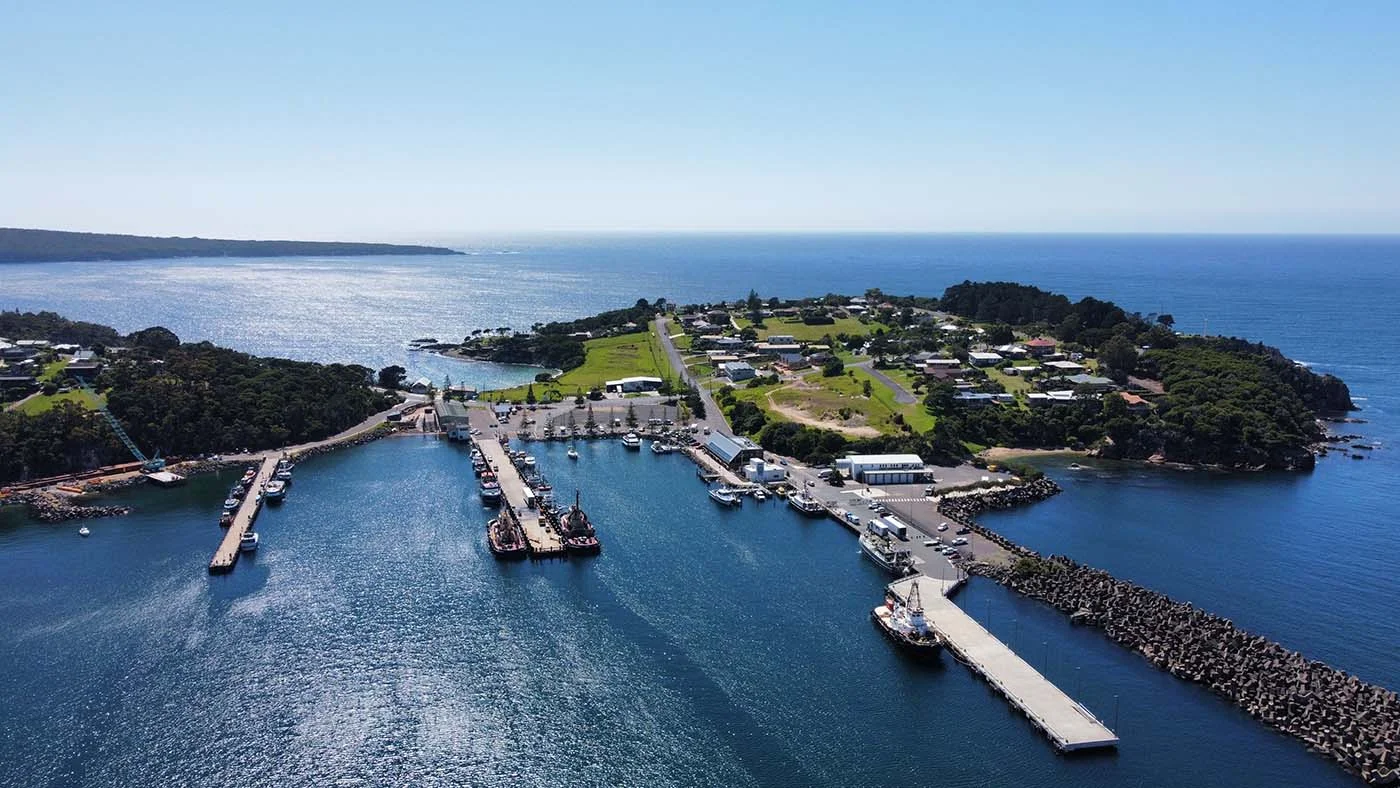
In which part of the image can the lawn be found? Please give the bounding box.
[14,388,105,415]
[39,360,69,383]
[987,367,1033,395]
[736,315,887,342]
[763,368,934,435]
[489,331,675,401]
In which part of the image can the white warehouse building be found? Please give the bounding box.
[743,458,788,484]
[835,453,930,484]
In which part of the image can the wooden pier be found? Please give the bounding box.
[475,438,565,557]
[888,575,1119,752]
[208,455,278,574]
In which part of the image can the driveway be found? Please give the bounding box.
[853,360,918,405]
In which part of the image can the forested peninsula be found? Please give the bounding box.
[0,228,462,263]
[0,312,398,484]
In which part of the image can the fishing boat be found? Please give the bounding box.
[480,478,503,506]
[219,512,234,528]
[558,490,601,555]
[229,483,247,499]
[274,468,293,482]
[872,582,942,655]
[859,525,915,576]
[754,489,767,502]
[523,456,537,469]
[567,446,579,460]
[78,526,90,537]
[621,432,642,449]
[222,498,241,511]
[264,479,287,502]
[650,441,678,454]
[709,487,742,507]
[487,515,528,559]
[787,490,826,516]
[239,531,260,553]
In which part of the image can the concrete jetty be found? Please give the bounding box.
[888,574,1119,752]
[475,438,564,557]
[208,455,278,573]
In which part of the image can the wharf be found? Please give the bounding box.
[208,455,278,574]
[888,575,1119,752]
[475,438,564,557]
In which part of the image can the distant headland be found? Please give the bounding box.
[0,228,463,263]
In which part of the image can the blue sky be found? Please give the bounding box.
[2,1,1397,237]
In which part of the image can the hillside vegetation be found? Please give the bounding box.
[0,228,461,263]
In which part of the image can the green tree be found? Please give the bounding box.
[862,379,873,397]
[526,384,538,405]
[377,365,407,389]
[822,357,845,377]
[1099,335,1139,376]
[626,402,638,427]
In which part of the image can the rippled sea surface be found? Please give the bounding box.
[2,234,1398,786]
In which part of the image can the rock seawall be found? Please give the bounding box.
[940,485,1400,785]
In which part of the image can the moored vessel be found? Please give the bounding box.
[239,531,260,553]
[709,487,741,507]
[872,582,941,654]
[567,446,579,460]
[557,490,601,554]
[621,432,642,449]
[859,525,915,576]
[487,515,528,559]
[264,479,287,502]
[787,490,825,516]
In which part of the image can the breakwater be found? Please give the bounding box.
[942,485,1400,785]
[5,491,130,523]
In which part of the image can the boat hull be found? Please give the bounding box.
[564,537,601,555]
[787,497,826,517]
[872,608,942,656]
[859,534,912,576]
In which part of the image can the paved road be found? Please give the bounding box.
[655,316,728,432]
[853,360,918,405]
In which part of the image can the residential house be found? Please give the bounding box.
[968,352,1004,367]
[718,361,757,382]
[994,344,1029,359]
[1044,360,1087,374]
[1117,392,1151,413]
[1025,338,1058,357]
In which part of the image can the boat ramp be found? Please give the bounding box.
[887,574,1119,752]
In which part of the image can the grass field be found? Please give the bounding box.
[14,388,105,415]
[762,368,934,435]
[987,367,1033,395]
[489,332,675,401]
[39,360,69,383]
[735,315,887,342]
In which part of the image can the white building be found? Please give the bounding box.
[605,376,664,393]
[835,453,929,484]
[968,352,1004,367]
[743,458,788,484]
[718,361,757,381]
[1044,360,1087,373]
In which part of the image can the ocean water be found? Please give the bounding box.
[2,234,1399,786]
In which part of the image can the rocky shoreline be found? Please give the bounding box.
[7,491,131,523]
[941,484,1400,785]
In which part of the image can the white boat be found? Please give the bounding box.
[264,480,287,501]
[524,456,537,469]
[239,531,260,553]
[78,526,90,537]
[754,489,767,501]
[787,490,826,516]
[567,447,579,460]
[708,487,741,507]
[621,433,642,449]
[650,441,678,454]
[873,582,941,654]
[859,528,915,576]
